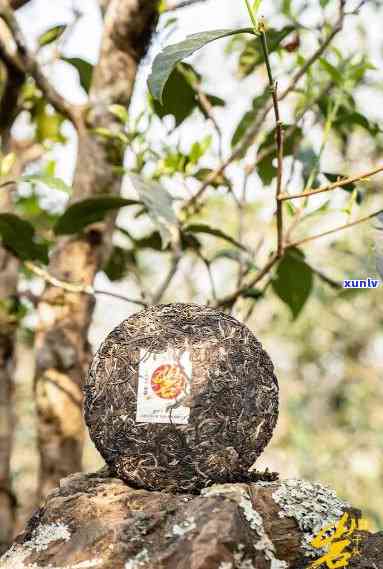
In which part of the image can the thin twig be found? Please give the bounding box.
[345,0,368,15]
[0,1,82,128]
[288,209,383,248]
[25,261,147,306]
[308,266,342,289]
[279,165,383,201]
[94,289,147,306]
[243,277,272,323]
[218,252,279,308]
[152,251,181,304]
[260,27,284,258]
[237,172,249,288]
[196,88,224,160]
[197,251,217,303]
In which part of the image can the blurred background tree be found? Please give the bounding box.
[0,0,382,553]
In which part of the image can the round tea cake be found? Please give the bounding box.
[84,303,279,493]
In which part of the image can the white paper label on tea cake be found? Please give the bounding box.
[136,349,192,424]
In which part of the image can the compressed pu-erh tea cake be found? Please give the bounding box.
[84,303,279,493]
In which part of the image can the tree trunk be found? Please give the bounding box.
[0,140,44,551]
[34,0,159,500]
[0,44,28,552]
[1,470,382,569]
[0,244,18,555]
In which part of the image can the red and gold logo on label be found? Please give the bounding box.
[150,364,187,400]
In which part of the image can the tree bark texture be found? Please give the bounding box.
[0,139,44,552]
[0,47,27,553]
[0,241,18,555]
[33,0,158,500]
[1,470,382,569]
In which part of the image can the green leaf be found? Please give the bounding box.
[151,64,198,127]
[202,94,225,108]
[320,98,381,139]
[44,160,56,178]
[257,126,302,186]
[148,28,254,104]
[282,0,292,15]
[157,151,187,176]
[134,231,163,251]
[54,196,140,235]
[38,24,66,47]
[231,91,269,147]
[62,57,93,93]
[22,174,72,194]
[189,136,212,164]
[151,63,224,126]
[212,249,242,262]
[297,147,320,187]
[241,287,264,300]
[323,172,363,204]
[0,213,48,263]
[323,172,355,192]
[238,26,294,77]
[194,168,230,188]
[319,58,342,84]
[232,111,256,148]
[35,106,64,143]
[128,175,178,249]
[109,104,129,124]
[15,193,59,229]
[103,246,136,281]
[252,0,262,13]
[183,223,247,251]
[272,248,313,319]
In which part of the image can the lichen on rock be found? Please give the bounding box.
[124,548,150,569]
[171,517,196,537]
[0,521,103,569]
[272,478,350,556]
[3,472,380,569]
[202,483,288,568]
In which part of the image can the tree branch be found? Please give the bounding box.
[288,209,383,249]
[9,0,30,8]
[152,247,181,304]
[25,261,147,306]
[0,1,83,128]
[218,252,279,308]
[196,87,224,159]
[279,165,383,201]
[260,27,284,258]
[308,266,343,289]
[0,27,24,147]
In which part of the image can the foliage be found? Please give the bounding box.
[148,28,254,103]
